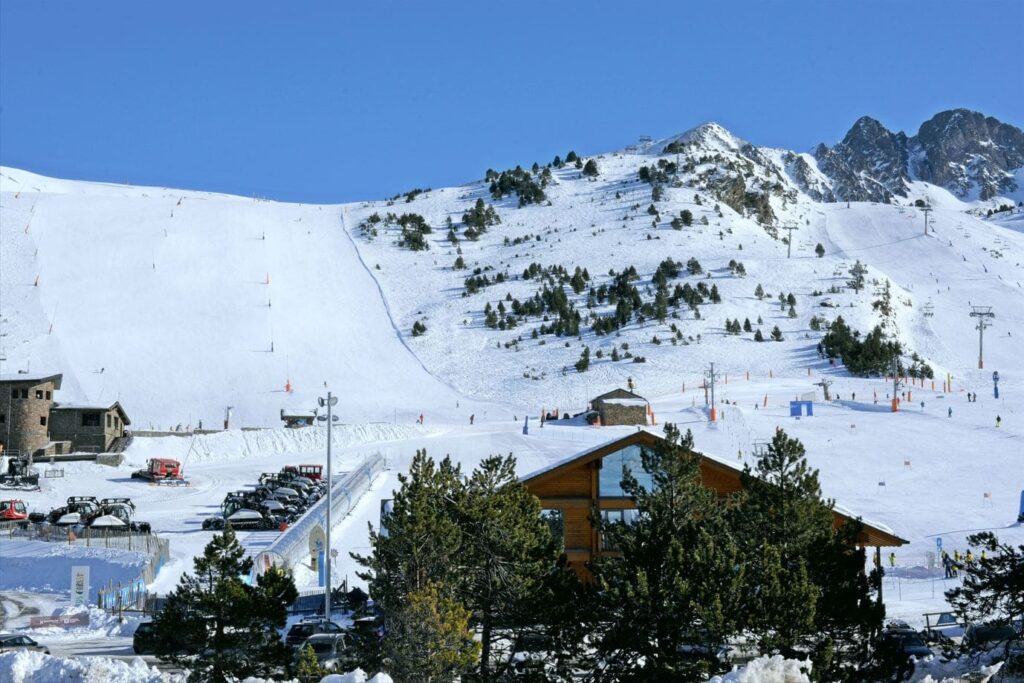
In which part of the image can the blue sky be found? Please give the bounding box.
[2,1,1021,203]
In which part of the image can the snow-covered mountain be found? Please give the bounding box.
[2,110,1022,428]
[814,109,1024,202]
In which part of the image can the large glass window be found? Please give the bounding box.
[599,445,655,497]
[82,413,101,427]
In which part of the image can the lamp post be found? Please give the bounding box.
[316,392,338,621]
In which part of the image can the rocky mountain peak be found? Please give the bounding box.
[910,109,1024,200]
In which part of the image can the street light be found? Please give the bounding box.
[316,392,339,622]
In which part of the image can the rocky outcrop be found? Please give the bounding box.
[910,109,1024,200]
[814,110,1023,202]
[813,116,909,202]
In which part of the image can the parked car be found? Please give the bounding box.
[133,621,158,654]
[296,633,347,671]
[0,633,50,654]
[285,619,344,649]
[964,621,1024,661]
[881,623,933,677]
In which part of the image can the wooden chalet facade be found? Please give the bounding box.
[521,430,906,581]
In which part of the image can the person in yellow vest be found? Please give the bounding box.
[966,549,975,566]
[980,549,987,562]
[888,552,896,568]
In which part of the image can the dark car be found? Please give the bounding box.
[964,621,1024,661]
[285,619,344,649]
[0,633,50,654]
[882,626,933,659]
[133,621,158,654]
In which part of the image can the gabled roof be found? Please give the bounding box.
[521,430,907,547]
[592,388,647,403]
[52,401,130,425]
[0,372,63,389]
[281,409,316,419]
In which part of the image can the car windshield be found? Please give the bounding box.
[310,641,334,654]
[0,502,10,512]
[895,632,926,647]
[292,625,313,637]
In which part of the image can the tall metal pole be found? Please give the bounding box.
[325,392,332,621]
[970,306,995,370]
[781,226,798,258]
[318,392,338,621]
[922,206,932,236]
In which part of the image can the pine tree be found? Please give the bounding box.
[755,283,765,300]
[152,526,298,681]
[383,582,479,683]
[681,209,693,226]
[296,643,326,683]
[947,533,1024,674]
[733,430,883,677]
[582,159,599,177]
[847,260,868,293]
[460,455,566,679]
[591,425,743,680]
[754,328,765,342]
[355,452,575,681]
[771,325,784,341]
[575,345,591,373]
[710,284,721,303]
[743,318,752,333]
[815,243,826,258]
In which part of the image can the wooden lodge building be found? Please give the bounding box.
[521,430,906,583]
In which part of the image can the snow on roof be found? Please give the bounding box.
[51,401,131,424]
[282,409,316,418]
[52,402,115,410]
[600,398,648,407]
[0,372,63,386]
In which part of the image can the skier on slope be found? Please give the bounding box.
[948,407,953,418]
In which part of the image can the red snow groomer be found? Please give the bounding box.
[0,499,29,522]
[131,458,189,486]
[283,464,322,481]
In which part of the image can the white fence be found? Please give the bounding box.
[262,452,386,570]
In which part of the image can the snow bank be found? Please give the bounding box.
[125,424,437,465]
[0,539,146,597]
[26,605,142,639]
[318,671,392,683]
[709,656,812,683]
[908,654,1006,682]
[0,650,177,683]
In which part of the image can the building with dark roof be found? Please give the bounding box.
[48,402,130,453]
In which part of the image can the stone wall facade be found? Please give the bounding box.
[0,377,60,456]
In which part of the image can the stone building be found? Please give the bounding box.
[0,373,63,456]
[590,388,649,426]
[48,402,130,453]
